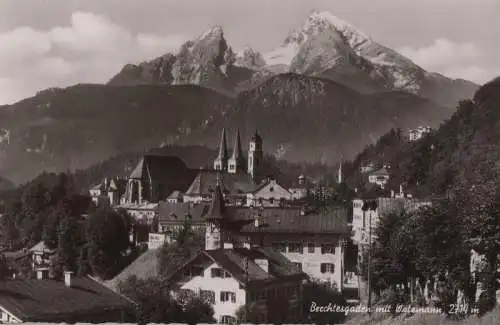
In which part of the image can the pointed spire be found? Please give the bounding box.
[232,128,243,159]
[217,128,228,160]
[208,181,225,220]
[251,129,262,142]
[338,161,343,184]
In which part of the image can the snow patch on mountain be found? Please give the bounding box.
[235,46,266,70]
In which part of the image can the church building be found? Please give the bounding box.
[183,128,275,205]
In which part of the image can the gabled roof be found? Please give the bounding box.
[0,276,133,322]
[169,247,305,286]
[250,178,290,194]
[29,241,55,253]
[128,155,190,180]
[228,206,349,235]
[184,170,260,196]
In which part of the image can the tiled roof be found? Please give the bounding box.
[157,202,211,223]
[184,170,260,196]
[159,204,349,234]
[0,276,133,322]
[228,206,349,235]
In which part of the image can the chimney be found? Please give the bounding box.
[255,258,269,273]
[37,268,49,280]
[64,271,73,287]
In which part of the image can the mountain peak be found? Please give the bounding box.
[199,24,224,40]
[304,11,370,43]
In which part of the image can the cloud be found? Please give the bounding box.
[398,38,499,84]
[0,11,186,104]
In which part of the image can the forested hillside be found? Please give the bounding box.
[344,77,500,197]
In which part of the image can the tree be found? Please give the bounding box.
[413,200,471,308]
[85,207,131,279]
[366,209,416,295]
[451,147,500,312]
[118,276,215,325]
[57,215,85,272]
[157,219,204,276]
[0,253,10,281]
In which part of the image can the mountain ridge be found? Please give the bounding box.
[108,11,478,108]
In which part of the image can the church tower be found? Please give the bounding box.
[205,176,225,250]
[337,161,343,184]
[213,128,228,171]
[228,128,246,174]
[247,129,263,180]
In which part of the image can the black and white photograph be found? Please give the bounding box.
[0,0,499,324]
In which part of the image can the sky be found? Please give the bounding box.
[0,0,499,105]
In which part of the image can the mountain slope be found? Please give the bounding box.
[0,73,451,184]
[345,76,500,196]
[180,73,451,163]
[0,84,233,184]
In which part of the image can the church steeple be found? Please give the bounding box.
[248,129,263,181]
[228,128,246,174]
[214,128,228,171]
[338,161,343,184]
[205,178,226,250]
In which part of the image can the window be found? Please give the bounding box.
[211,267,230,278]
[229,164,235,170]
[220,315,236,324]
[307,242,315,253]
[269,187,274,192]
[269,197,274,204]
[294,262,302,271]
[220,291,236,303]
[200,290,215,304]
[321,244,335,254]
[272,242,287,253]
[320,263,335,273]
[289,243,303,253]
